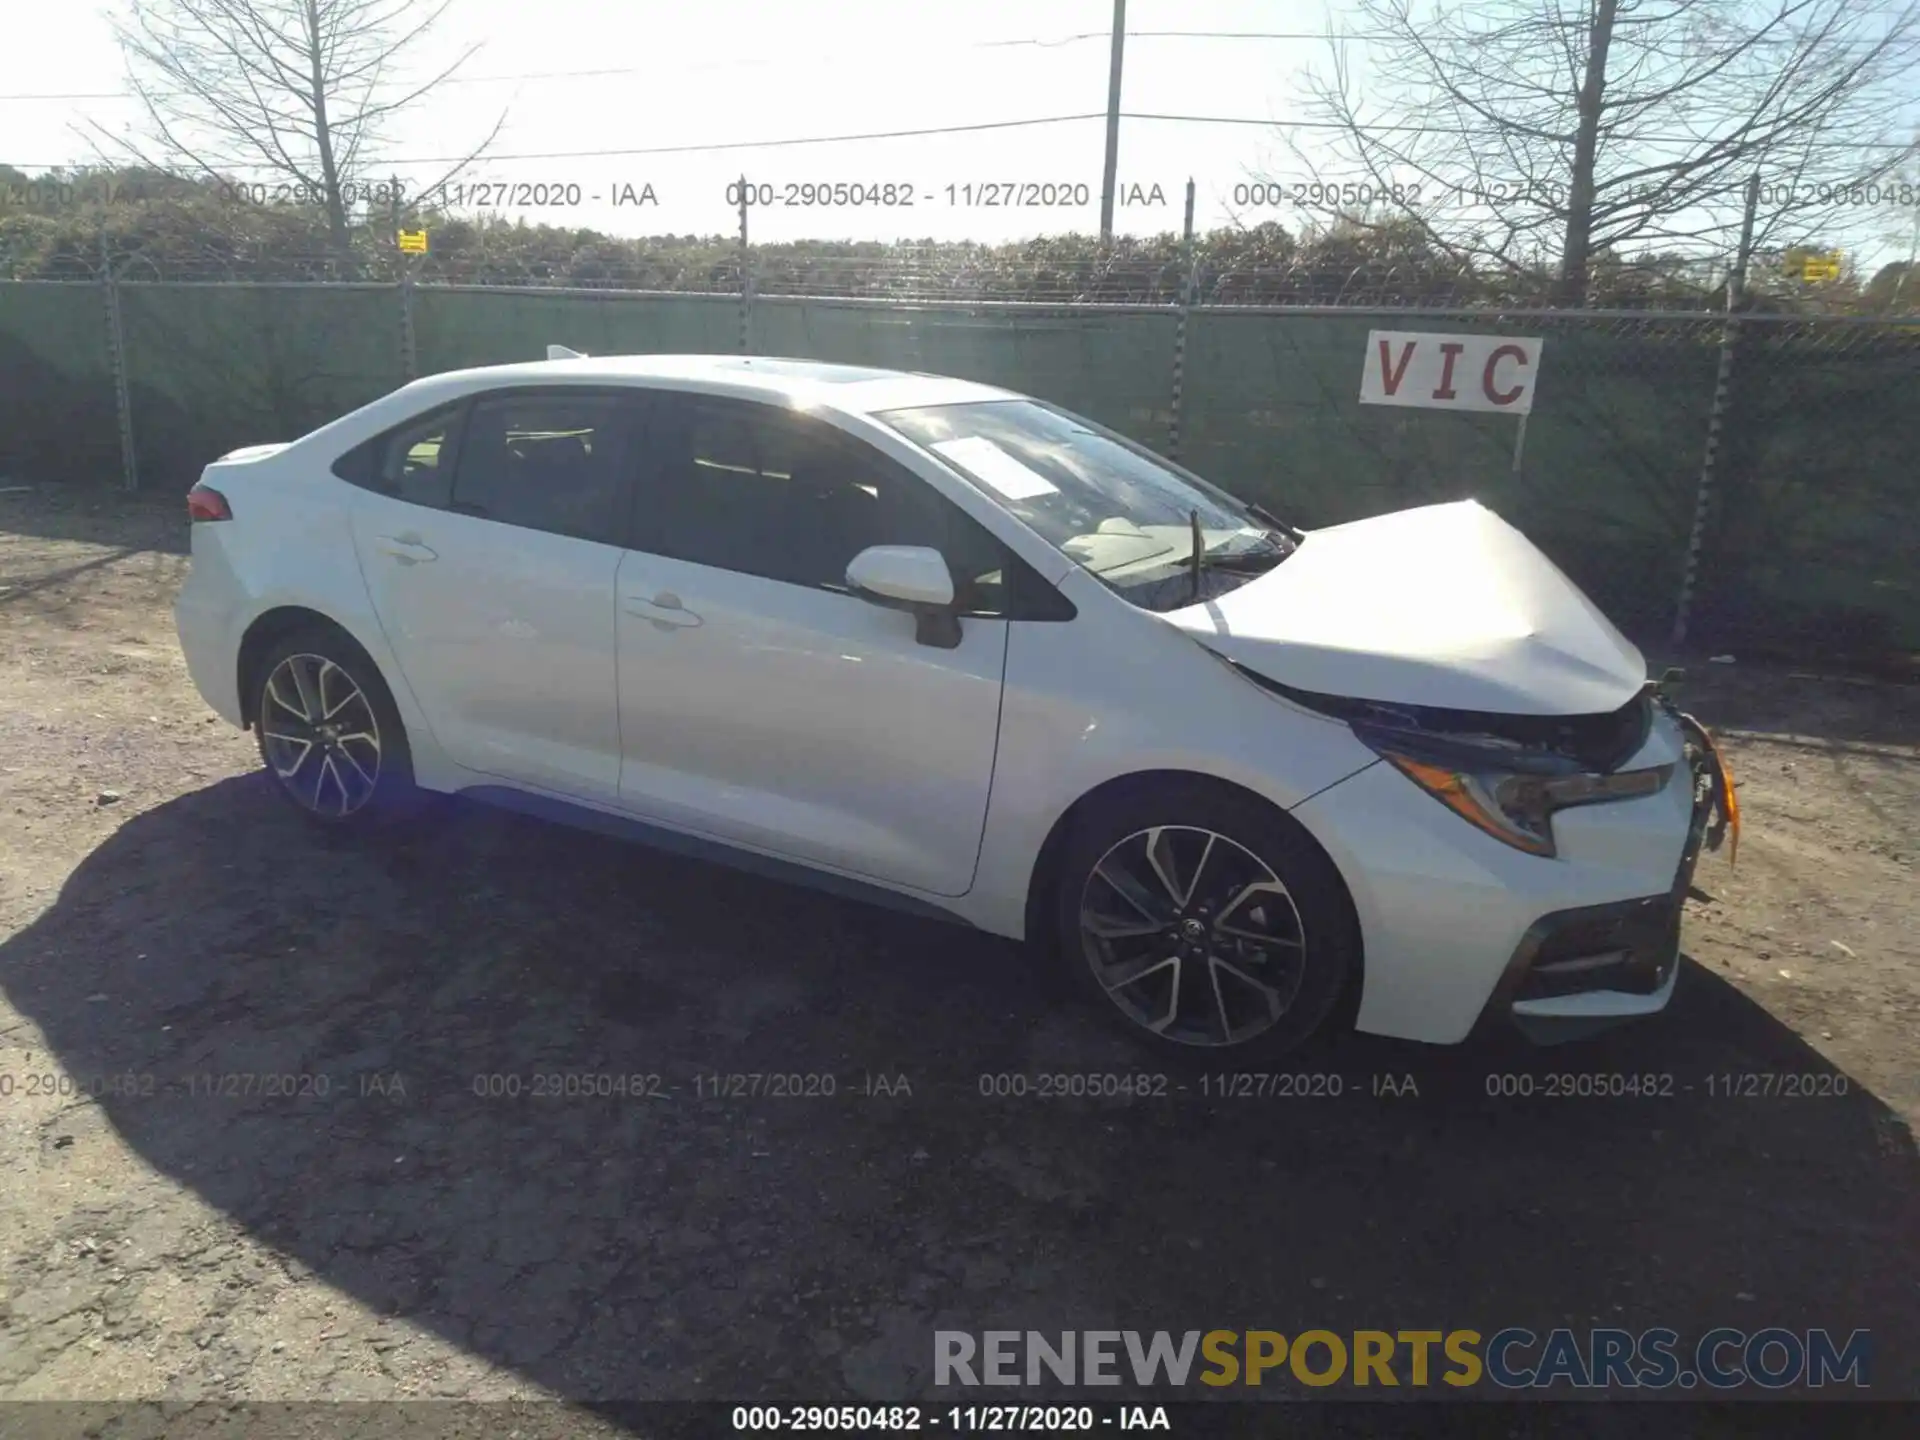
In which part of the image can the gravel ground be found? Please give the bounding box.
[1,484,1916,1415]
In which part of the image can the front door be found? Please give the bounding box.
[613,393,1008,897]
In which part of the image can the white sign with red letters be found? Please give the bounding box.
[1359,331,1543,415]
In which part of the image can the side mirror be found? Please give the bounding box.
[845,545,962,649]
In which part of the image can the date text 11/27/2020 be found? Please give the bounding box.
[722,181,1172,209]
[205,179,1178,210]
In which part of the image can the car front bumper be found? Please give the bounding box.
[1475,875,1688,1046]
[1292,705,1715,1046]
[1474,727,1720,1044]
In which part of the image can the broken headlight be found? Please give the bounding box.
[1370,749,1674,858]
[1212,658,1671,858]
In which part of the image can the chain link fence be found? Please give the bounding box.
[1,259,1915,669]
[6,244,1745,309]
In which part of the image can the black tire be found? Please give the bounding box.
[1052,778,1359,1061]
[251,624,424,831]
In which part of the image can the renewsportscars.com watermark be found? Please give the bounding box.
[934,1328,1871,1391]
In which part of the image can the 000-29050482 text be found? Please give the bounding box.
[728,1405,1133,1431]
[724,181,1105,208]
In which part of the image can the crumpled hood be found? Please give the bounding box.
[1168,499,1647,716]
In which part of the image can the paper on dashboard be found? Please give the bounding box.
[931,436,1061,501]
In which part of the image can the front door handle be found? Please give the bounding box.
[623,591,703,629]
[375,535,438,565]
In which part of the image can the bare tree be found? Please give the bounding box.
[1291,0,1920,302]
[97,0,502,254]
[1871,137,1920,302]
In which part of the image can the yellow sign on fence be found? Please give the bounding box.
[1788,248,1843,282]
[396,229,429,254]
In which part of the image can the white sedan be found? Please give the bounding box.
[173,354,1734,1058]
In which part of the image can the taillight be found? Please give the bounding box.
[187,484,231,522]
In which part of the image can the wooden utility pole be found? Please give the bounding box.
[1099,0,1126,244]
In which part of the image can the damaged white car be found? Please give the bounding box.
[173,355,1738,1058]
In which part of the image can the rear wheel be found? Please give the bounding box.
[1053,780,1358,1059]
[252,626,421,830]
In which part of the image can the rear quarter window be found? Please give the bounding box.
[332,404,465,510]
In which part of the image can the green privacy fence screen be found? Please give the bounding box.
[0,281,121,487]
[117,283,407,488]
[413,287,741,373]
[1178,311,1732,639]
[750,302,1183,448]
[1,278,1914,662]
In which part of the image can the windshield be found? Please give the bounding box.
[877,399,1293,611]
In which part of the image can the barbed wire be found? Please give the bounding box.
[8,230,1918,319]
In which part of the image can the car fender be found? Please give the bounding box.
[956,568,1381,940]
[216,473,462,792]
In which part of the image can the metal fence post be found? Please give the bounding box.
[100,233,139,493]
[399,269,418,380]
[1168,178,1196,459]
[1671,172,1760,647]
[392,181,418,380]
[737,175,752,354]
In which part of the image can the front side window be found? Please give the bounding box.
[636,395,1021,614]
[878,399,1295,613]
[450,393,629,544]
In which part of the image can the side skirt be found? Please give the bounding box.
[457,784,982,931]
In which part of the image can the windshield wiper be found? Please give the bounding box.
[1245,500,1304,541]
[1182,505,1294,602]
[1199,548,1292,573]
[1189,508,1203,604]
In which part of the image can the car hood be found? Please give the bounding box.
[1167,499,1647,716]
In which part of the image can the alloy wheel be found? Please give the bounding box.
[1078,824,1307,1047]
[259,653,383,818]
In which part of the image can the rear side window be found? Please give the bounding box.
[332,405,463,510]
[450,394,629,544]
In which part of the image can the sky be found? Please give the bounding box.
[3,0,1916,263]
[3,0,1337,244]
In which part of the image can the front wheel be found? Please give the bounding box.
[1053,780,1358,1059]
[252,625,422,830]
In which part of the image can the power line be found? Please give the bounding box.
[3,32,1319,101]
[1131,111,1920,146]
[0,114,1104,171]
[430,113,1113,161]
[146,111,1920,163]
[3,20,1904,97]
[0,34,1306,96]
[9,108,1917,170]
[3,25,1908,101]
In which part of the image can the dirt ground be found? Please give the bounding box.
[1,483,1916,1414]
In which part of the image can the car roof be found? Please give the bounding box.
[397,354,1024,417]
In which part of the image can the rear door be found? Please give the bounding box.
[612,392,1012,896]
[343,388,634,801]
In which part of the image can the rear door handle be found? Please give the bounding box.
[623,591,703,629]
[374,535,438,565]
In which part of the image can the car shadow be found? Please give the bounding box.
[2,775,1916,1404]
